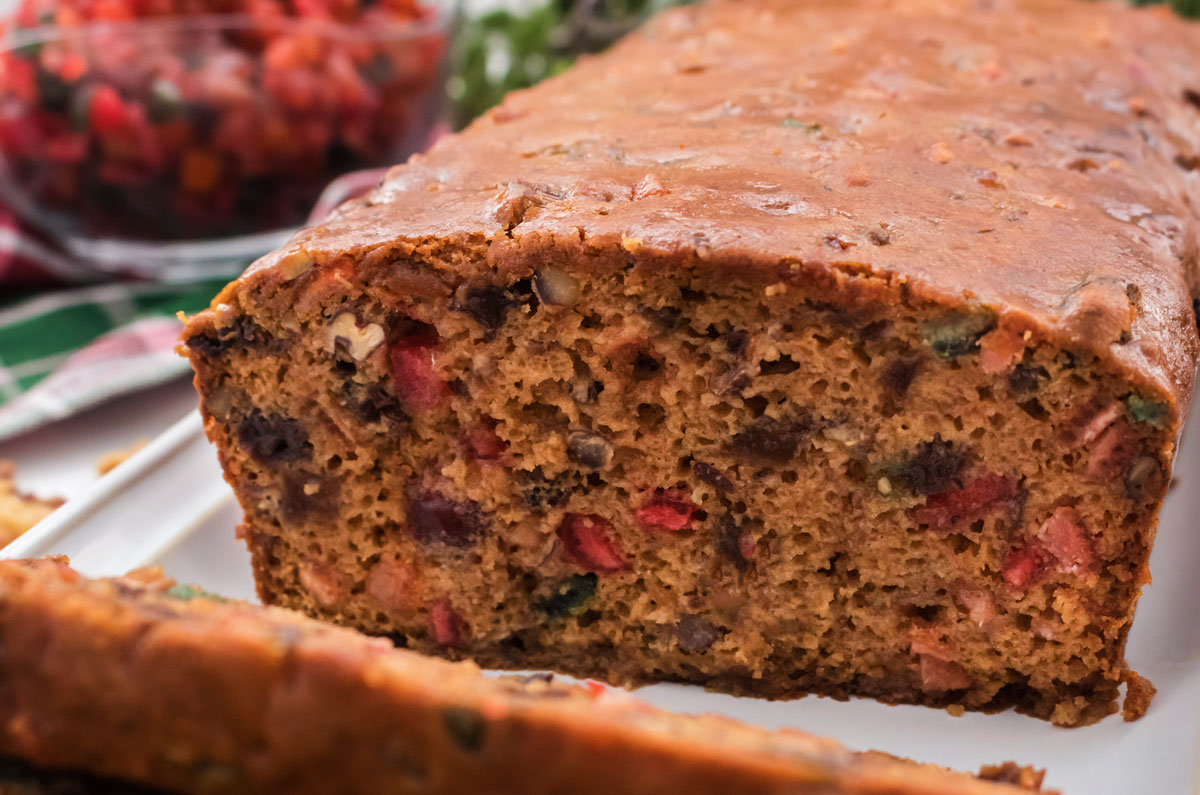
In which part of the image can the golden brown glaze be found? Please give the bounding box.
[246,0,1200,421]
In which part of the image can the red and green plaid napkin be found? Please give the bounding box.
[0,279,230,440]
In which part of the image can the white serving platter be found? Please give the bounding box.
[6,409,1200,794]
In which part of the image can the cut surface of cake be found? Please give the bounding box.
[183,0,1200,726]
[0,557,1052,795]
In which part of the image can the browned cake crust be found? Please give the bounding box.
[0,462,62,547]
[182,0,1200,726]
[0,558,1052,795]
[0,755,167,794]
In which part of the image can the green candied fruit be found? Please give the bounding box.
[1125,394,1170,428]
[165,584,228,603]
[921,312,997,359]
[536,573,598,619]
[779,119,822,132]
[443,707,487,753]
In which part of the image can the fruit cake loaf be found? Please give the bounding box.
[0,558,1053,795]
[182,0,1200,726]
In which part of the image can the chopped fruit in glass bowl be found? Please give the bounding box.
[0,0,453,269]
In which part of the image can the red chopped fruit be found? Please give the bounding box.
[309,256,358,293]
[365,557,421,614]
[297,560,344,607]
[429,598,466,647]
[1036,506,1098,576]
[908,628,952,659]
[5,58,35,104]
[179,148,223,194]
[634,489,698,532]
[909,629,971,691]
[957,588,998,628]
[87,85,130,136]
[909,474,1018,530]
[0,0,443,241]
[978,324,1026,375]
[1062,400,1121,449]
[59,53,89,83]
[463,422,507,462]
[557,514,628,574]
[1001,543,1044,590]
[44,133,87,164]
[389,332,446,411]
[738,533,757,561]
[1086,419,1137,482]
[918,655,972,692]
[0,115,38,158]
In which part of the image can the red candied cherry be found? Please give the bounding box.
[1001,542,1044,590]
[634,489,698,532]
[462,421,507,462]
[1086,419,1137,482]
[298,559,345,608]
[44,133,88,165]
[978,324,1027,375]
[3,58,36,105]
[59,52,88,84]
[0,112,38,159]
[557,514,628,574]
[909,629,971,691]
[429,598,466,647]
[87,85,130,136]
[1061,400,1121,449]
[1036,506,1098,576]
[389,328,446,411]
[365,557,421,614]
[909,473,1018,530]
[918,655,971,692]
[957,588,997,628]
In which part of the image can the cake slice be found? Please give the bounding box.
[182,0,1199,726]
[0,557,1051,794]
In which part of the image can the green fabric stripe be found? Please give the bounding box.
[0,276,232,413]
[15,371,47,392]
[0,278,229,327]
[0,303,112,364]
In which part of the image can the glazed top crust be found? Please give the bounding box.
[242,0,1200,418]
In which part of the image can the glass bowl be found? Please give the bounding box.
[0,6,456,278]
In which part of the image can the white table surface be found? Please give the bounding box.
[0,377,201,501]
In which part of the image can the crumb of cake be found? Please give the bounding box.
[1121,669,1157,722]
[96,440,148,476]
[0,462,63,546]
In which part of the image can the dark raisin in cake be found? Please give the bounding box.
[183,0,1200,726]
